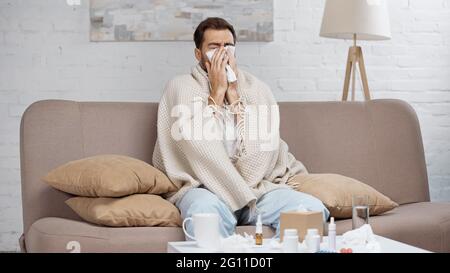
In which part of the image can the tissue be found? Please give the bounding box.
[205,46,237,83]
[297,204,308,212]
[220,232,255,253]
[341,224,381,253]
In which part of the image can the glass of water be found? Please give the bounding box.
[352,194,369,229]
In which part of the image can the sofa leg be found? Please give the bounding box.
[19,233,27,253]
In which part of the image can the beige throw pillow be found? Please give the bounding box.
[66,194,182,227]
[288,173,398,219]
[43,154,177,197]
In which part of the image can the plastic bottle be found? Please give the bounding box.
[328,217,336,251]
[305,228,320,253]
[255,214,263,245]
[282,229,299,253]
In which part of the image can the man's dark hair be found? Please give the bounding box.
[193,17,236,49]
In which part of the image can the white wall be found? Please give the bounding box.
[0,0,449,251]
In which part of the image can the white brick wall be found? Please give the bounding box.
[0,0,449,251]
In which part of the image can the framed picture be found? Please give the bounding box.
[90,0,273,42]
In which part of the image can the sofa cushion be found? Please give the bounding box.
[288,173,398,218]
[335,202,450,253]
[42,154,177,197]
[24,217,275,253]
[66,194,182,227]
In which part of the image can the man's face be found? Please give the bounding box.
[195,29,235,71]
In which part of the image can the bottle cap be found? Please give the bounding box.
[284,229,298,236]
[306,228,319,236]
[256,214,263,233]
[329,217,336,231]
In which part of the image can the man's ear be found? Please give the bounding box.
[194,48,202,62]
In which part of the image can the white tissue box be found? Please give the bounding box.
[280,211,324,242]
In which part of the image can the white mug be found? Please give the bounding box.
[182,213,222,250]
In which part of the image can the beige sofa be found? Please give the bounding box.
[19,99,450,253]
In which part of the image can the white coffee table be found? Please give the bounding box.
[167,235,430,253]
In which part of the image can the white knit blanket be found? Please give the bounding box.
[152,63,308,215]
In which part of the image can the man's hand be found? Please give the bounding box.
[205,47,229,106]
[226,86,239,104]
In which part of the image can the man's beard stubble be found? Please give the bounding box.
[199,53,208,72]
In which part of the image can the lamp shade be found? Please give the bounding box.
[320,0,391,40]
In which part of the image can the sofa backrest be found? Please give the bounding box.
[20,99,429,234]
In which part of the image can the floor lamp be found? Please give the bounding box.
[319,0,391,101]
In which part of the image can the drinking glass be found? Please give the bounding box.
[352,194,369,229]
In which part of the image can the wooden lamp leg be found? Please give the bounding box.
[351,34,357,101]
[357,47,371,100]
[342,47,353,101]
[351,54,357,101]
[342,34,371,101]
